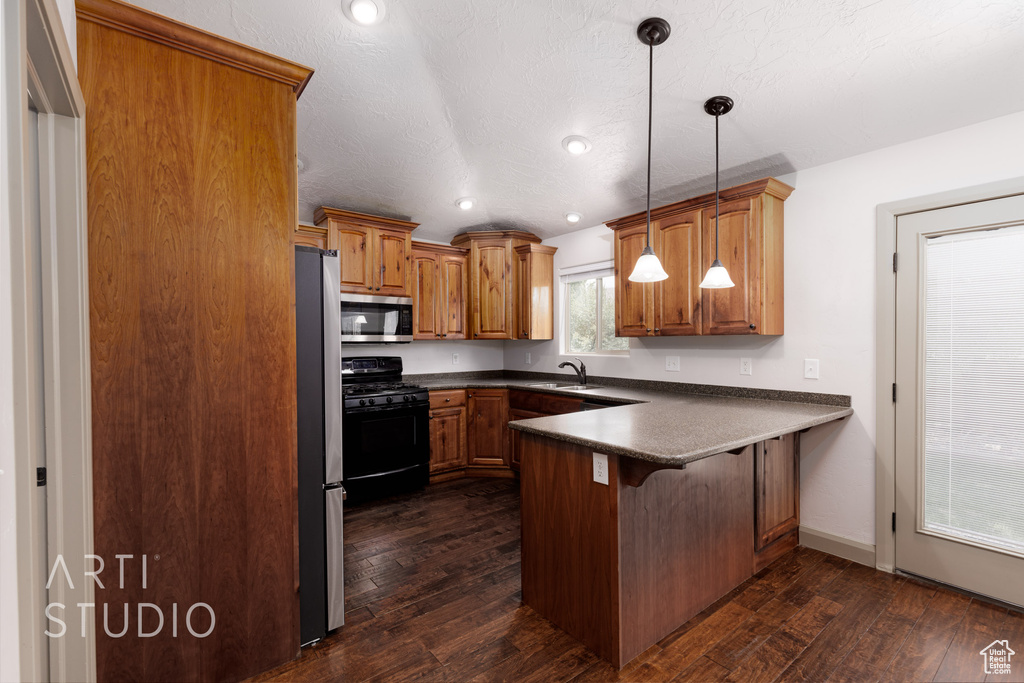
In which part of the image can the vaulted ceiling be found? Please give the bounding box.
[128,0,1024,242]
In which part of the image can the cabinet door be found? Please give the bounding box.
[703,197,762,334]
[509,408,545,471]
[653,212,702,336]
[471,241,513,339]
[412,250,440,339]
[334,222,375,293]
[467,389,509,466]
[441,253,468,340]
[375,227,411,297]
[614,224,654,336]
[429,406,467,474]
[755,433,799,550]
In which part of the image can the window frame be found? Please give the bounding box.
[560,261,629,357]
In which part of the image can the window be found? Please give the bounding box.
[561,262,628,355]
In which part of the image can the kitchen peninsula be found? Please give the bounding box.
[478,379,853,669]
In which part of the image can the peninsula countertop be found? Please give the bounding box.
[409,374,853,466]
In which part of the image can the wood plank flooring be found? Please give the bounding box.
[249,477,1024,682]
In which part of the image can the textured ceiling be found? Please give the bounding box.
[127,0,1024,242]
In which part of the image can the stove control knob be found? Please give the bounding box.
[386,396,394,404]
[359,399,366,406]
[368,398,375,405]
[403,395,410,402]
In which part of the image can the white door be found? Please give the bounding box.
[895,193,1024,606]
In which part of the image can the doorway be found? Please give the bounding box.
[892,193,1024,606]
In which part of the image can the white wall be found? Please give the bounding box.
[345,340,504,375]
[504,109,1024,547]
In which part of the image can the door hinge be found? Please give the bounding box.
[892,382,897,403]
[892,253,898,273]
[892,511,896,532]
[36,467,46,487]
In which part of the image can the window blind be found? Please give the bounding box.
[923,224,1024,555]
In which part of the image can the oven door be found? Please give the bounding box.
[340,294,413,343]
[342,402,430,482]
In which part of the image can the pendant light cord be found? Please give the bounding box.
[645,37,653,248]
[714,110,720,260]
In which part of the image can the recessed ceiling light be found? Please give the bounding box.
[343,0,385,25]
[561,135,592,155]
[565,212,582,224]
[456,197,475,210]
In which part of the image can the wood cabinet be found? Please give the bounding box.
[607,178,792,336]
[450,230,552,340]
[412,242,468,340]
[78,0,313,679]
[428,390,467,474]
[754,432,800,562]
[507,390,584,471]
[314,207,417,296]
[467,389,509,466]
[509,408,545,470]
[294,224,329,249]
[514,244,558,339]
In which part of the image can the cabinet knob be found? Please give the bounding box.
[646,328,652,333]
[376,287,381,291]
[749,323,756,330]
[445,398,450,402]
[654,328,661,333]
[367,286,372,290]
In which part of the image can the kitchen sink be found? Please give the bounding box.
[525,382,603,391]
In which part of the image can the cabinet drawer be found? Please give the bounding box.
[430,389,466,410]
[509,389,583,414]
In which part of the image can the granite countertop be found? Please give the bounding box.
[409,373,853,466]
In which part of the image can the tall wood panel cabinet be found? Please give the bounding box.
[514,244,558,340]
[313,207,418,296]
[607,178,793,336]
[411,241,469,340]
[77,1,313,680]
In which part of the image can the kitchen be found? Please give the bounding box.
[3,0,1024,682]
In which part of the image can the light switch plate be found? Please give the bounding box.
[804,358,819,379]
[593,453,609,485]
[525,352,532,365]
[740,358,752,376]
[666,356,680,372]
[452,353,460,365]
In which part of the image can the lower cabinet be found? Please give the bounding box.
[467,389,509,467]
[753,432,800,571]
[509,408,545,471]
[428,390,467,474]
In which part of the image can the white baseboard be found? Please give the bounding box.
[800,525,876,568]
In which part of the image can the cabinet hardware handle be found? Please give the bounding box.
[445,398,450,402]
[376,286,381,290]
[367,286,372,290]
[749,323,756,330]
[655,328,661,332]
[646,328,651,333]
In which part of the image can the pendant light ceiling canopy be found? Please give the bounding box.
[699,95,737,289]
[627,18,671,284]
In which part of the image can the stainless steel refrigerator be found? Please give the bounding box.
[295,246,344,646]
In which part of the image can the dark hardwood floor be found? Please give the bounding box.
[250,477,1024,682]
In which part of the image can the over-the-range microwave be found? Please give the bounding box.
[340,293,414,343]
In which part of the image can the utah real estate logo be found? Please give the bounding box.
[980,640,1014,676]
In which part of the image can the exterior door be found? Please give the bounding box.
[895,193,1024,606]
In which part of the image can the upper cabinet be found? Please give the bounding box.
[294,224,329,250]
[607,177,793,336]
[313,207,418,297]
[451,230,552,340]
[514,244,558,340]
[412,241,469,340]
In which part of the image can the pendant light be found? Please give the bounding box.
[699,96,736,289]
[627,18,671,284]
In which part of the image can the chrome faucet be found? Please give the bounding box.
[558,358,587,385]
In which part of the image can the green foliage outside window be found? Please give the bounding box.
[567,277,628,354]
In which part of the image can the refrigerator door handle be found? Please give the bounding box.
[322,253,343,486]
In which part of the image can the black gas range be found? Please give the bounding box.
[341,357,429,501]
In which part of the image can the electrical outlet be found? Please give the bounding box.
[452,353,459,365]
[740,358,752,376]
[593,453,609,485]
[525,352,532,365]
[665,356,680,372]
[804,359,820,379]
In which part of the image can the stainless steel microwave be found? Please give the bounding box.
[340,294,414,343]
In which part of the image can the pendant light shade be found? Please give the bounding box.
[629,245,670,282]
[700,95,736,290]
[627,18,671,284]
[698,258,735,288]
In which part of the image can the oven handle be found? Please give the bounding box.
[343,402,429,416]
